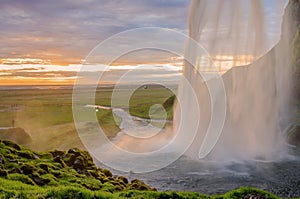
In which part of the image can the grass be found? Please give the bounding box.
[0,85,176,151]
[128,85,176,120]
[0,176,287,199]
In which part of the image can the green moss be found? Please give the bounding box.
[101,182,116,193]
[17,150,35,159]
[76,177,103,191]
[118,176,128,184]
[6,162,21,173]
[2,140,21,151]
[118,190,207,199]
[0,169,8,177]
[128,179,154,191]
[7,173,35,185]
[20,163,36,175]
[0,176,290,199]
[102,169,113,178]
[219,187,279,199]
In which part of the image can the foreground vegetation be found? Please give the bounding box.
[0,181,283,199]
[0,139,288,199]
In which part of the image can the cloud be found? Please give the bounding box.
[0,61,182,85]
[0,0,189,64]
[1,58,50,65]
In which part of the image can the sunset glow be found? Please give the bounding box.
[0,0,284,85]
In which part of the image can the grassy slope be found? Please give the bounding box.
[0,89,112,149]
[129,85,175,120]
[0,139,286,199]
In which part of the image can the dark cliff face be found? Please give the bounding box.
[284,0,300,146]
[287,0,300,73]
[280,0,300,78]
[289,0,300,113]
[279,0,300,102]
[282,0,300,40]
[290,0,300,92]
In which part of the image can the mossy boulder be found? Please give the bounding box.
[0,169,8,177]
[38,163,49,173]
[118,176,129,184]
[20,163,36,175]
[0,154,4,164]
[128,179,155,191]
[53,156,67,168]
[17,150,36,159]
[2,140,21,151]
[63,148,93,174]
[30,173,51,186]
[102,169,113,178]
[50,150,65,158]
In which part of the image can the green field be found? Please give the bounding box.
[0,85,176,151]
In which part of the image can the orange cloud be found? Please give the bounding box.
[0,76,75,85]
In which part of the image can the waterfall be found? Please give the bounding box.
[176,0,295,161]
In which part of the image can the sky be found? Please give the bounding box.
[0,0,189,65]
[0,0,189,85]
[0,0,288,85]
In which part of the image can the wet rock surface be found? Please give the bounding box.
[107,149,300,198]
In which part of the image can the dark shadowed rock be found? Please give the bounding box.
[118,176,129,184]
[20,164,35,175]
[2,140,21,151]
[31,173,50,186]
[39,163,49,173]
[50,150,65,158]
[0,169,8,177]
[53,156,66,168]
[17,151,35,159]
